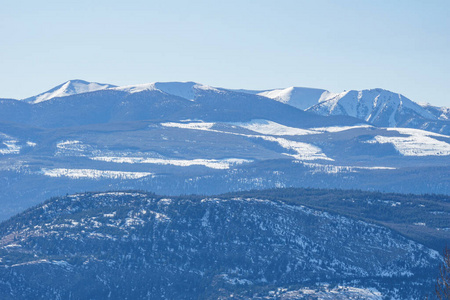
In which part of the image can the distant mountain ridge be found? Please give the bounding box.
[241,86,449,135]
[305,88,450,133]
[231,86,450,135]
[20,80,222,104]
[15,79,447,134]
[3,80,361,129]
[308,89,434,122]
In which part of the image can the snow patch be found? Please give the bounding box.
[258,87,295,104]
[234,120,317,136]
[90,156,252,170]
[55,140,91,156]
[40,168,154,179]
[111,83,157,93]
[311,124,374,132]
[275,285,383,299]
[259,136,332,161]
[161,121,332,161]
[298,162,396,174]
[161,122,215,131]
[0,140,21,155]
[386,127,450,138]
[369,130,450,156]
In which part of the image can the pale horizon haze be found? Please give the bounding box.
[1,0,449,106]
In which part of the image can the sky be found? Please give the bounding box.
[1,0,449,106]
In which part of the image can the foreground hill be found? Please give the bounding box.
[0,189,445,299]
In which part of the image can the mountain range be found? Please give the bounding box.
[237,85,449,135]
[0,79,448,222]
[0,80,449,299]
[6,79,448,133]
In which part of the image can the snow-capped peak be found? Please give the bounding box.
[253,86,330,110]
[111,83,158,94]
[257,87,296,104]
[307,88,437,127]
[22,80,221,104]
[23,80,116,104]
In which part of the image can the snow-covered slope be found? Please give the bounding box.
[237,86,450,131]
[307,88,439,127]
[23,80,116,104]
[237,86,330,110]
[240,86,449,134]
[20,80,450,133]
[257,87,331,110]
[420,103,450,121]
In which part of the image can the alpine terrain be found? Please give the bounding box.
[0,80,449,299]
[0,80,448,220]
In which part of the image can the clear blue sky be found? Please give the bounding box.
[1,0,449,106]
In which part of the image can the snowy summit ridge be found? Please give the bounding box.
[23,80,219,103]
[23,79,116,104]
[111,81,218,100]
[307,88,439,128]
[16,79,449,135]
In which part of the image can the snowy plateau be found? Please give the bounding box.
[0,80,448,299]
